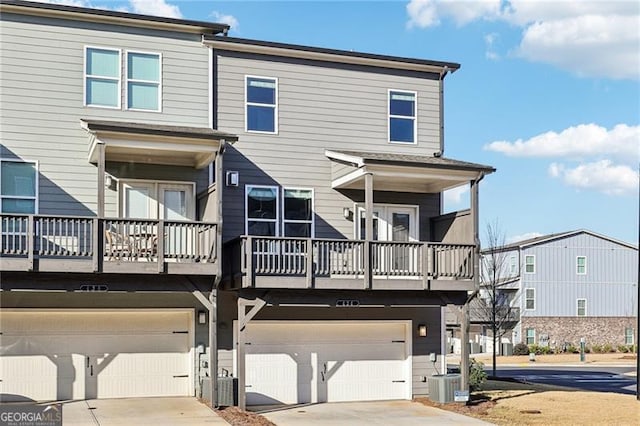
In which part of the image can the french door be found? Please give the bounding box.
[356,205,418,275]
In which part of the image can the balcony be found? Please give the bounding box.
[1,214,219,275]
[224,236,476,291]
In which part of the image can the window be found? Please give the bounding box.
[509,255,517,275]
[85,47,121,108]
[283,188,313,237]
[389,90,416,143]
[127,52,161,111]
[577,299,587,316]
[625,328,634,345]
[246,76,277,133]
[0,160,38,213]
[524,288,535,310]
[524,255,535,274]
[121,181,194,220]
[246,186,278,236]
[525,328,535,345]
[576,256,586,275]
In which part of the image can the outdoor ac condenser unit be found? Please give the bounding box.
[428,374,462,403]
[217,377,238,407]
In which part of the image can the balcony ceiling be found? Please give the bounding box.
[83,119,238,169]
[326,150,495,193]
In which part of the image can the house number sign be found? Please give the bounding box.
[336,299,360,307]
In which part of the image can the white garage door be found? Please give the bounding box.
[242,322,411,405]
[0,310,193,402]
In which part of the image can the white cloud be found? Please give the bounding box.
[405,0,640,80]
[407,0,501,29]
[443,183,469,205]
[128,0,182,18]
[484,32,499,60]
[210,11,238,31]
[506,232,543,244]
[484,124,640,163]
[548,160,639,196]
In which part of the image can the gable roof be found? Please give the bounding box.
[0,0,229,34]
[485,229,638,253]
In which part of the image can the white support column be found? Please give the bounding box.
[97,142,105,218]
[364,172,373,289]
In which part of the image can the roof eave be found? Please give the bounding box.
[205,36,460,74]
[0,0,229,35]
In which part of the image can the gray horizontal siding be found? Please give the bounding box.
[519,233,638,317]
[0,12,211,217]
[216,52,443,241]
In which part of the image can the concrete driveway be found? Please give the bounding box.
[62,397,227,425]
[256,400,492,425]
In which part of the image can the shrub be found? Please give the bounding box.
[603,344,614,353]
[566,345,579,354]
[469,358,487,391]
[513,342,529,356]
[617,345,629,353]
[584,346,591,354]
[591,344,603,354]
[540,346,552,355]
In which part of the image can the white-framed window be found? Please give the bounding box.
[576,256,587,275]
[625,327,634,345]
[524,254,535,274]
[85,46,121,108]
[524,288,535,310]
[525,328,535,345]
[246,76,277,133]
[283,188,314,237]
[389,90,417,144]
[577,298,587,316]
[0,159,38,214]
[509,255,517,275]
[246,185,279,236]
[126,51,161,111]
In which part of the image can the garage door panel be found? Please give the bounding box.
[245,322,410,405]
[0,310,192,402]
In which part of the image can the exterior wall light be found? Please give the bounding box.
[418,324,427,337]
[343,207,352,220]
[198,311,207,324]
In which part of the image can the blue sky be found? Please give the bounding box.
[42,0,640,245]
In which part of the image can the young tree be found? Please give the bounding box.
[475,220,519,377]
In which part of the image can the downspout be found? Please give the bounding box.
[208,140,226,408]
[438,66,450,157]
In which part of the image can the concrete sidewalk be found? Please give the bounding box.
[257,400,492,425]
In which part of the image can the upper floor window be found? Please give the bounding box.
[389,90,416,144]
[127,52,161,111]
[577,298,587,316]
[524,255,535,274]
[246,185,279,236]
[246,76,277,133]
[85,47,121,108]
[283,188,314,237]
[576,256,587,275]
[509,255,517,275]
[524,288,535,310]
[0,160,38,214]
[85,47,161,111]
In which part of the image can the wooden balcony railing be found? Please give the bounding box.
[224,236,476,291]
[0,214,219,275]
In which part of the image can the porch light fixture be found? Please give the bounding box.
[226,170,239,187]
[418,324,427,337]
[104,175,114,189]
[198,311,207,324]
[343,207,352,220]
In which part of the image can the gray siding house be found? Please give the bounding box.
[0,0,233,403]
[1,0,494,408]
[491,230,637,349]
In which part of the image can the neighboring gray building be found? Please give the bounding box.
[1,0,495,408]
[488,230,637,349]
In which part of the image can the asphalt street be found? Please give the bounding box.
[491,366,636,395]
